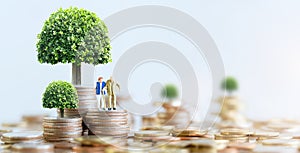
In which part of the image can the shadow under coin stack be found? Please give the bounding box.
[85,110,130,138]
[1,131,43,144]
[43,117,82,142]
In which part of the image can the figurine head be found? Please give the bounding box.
[98,77,103,82]
[110,76,113,80]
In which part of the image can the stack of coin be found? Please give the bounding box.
[12,143,54,153]
[43,117,82,142]
[143,116,159,126]
[214,128,252,143]
[76,86,98,114]
[157,104,190,126]
[85,110,129,137]
[1,131,43,144]
[217,96,247,126]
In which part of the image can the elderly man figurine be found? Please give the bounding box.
[104,76,120,110]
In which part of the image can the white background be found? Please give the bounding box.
[0,0,300,123]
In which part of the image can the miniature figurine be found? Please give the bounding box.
[104,76,120,110]
[96,76,106,110]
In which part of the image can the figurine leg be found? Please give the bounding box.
[112,94,116,110]
[108,95,112,110]
[100,94,106,110]
[96,94,101,109]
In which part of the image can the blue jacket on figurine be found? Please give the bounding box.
[96,82,106,95]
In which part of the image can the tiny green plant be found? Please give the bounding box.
[221,76,238,95]
[161,84,178,101]
[42,81,79,118]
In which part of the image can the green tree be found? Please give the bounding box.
[42,81,79,118]
[161,84,179,101]
[37,7,112,85]
[221,76,238,95]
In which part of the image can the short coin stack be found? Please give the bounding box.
[157,103,190,127]
[43,117,82,142]
[85,110,129,138]
[1,131,43,144]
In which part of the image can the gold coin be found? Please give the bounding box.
[134,131,170,137]
[220,128,253,136]
[251,131,279,137]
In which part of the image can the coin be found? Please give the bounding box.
[251,131,279,137]
[134,131,170,137]
[12,143,54,152]
[2,131,43,140]
[44,127,82,132]
[262,139,300,147]
[220,128,253,136]
[43,117,82,123]
[172,129,207,137]
[88,122,128,126]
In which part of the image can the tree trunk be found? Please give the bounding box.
[72,63,81,85]
[60,108,64,118]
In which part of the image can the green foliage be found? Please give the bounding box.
[221,76,238,93]
[37,7,112,65]
[42,81,79,109]
[161,84,179,100]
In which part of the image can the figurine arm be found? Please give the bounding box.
[117,83,120,90]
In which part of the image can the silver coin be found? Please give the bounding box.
[43,131,82,135]
[87,122,128,127]
[43,122,82,127]
[2,131,43,139]
[44,137,74,142]
[44,128,82,132]
[43,117,82,123]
